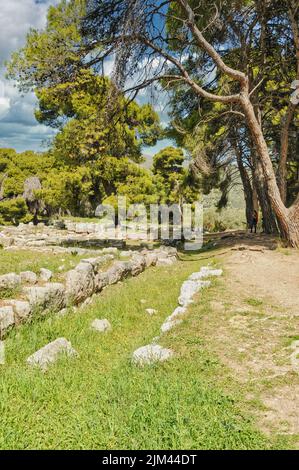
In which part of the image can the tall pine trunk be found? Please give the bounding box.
[241,94,299,247]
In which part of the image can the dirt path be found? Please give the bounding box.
[198,236,299,444]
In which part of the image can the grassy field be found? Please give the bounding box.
[0,255,281,450]
[0,249,95,277]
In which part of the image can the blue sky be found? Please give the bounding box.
[0,0,172,155]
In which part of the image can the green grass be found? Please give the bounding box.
[0,259,274,450]
[245,298,264,307]
[0,250,92,277]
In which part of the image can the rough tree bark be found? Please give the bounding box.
[251,155,278,234]
[234,144,254,227]
[178,0,299,246]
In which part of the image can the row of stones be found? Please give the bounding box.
[0,247,177,338]
[132,266,223,366]
[0,264,220,370]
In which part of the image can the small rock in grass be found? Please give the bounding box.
[0,273,20,290]
[140,299,147,304]
[56,308,68,318]
[91,319,111,333]
[80,297,93,309]
[146,308,158,316]
[132,344,173,366]
[0,306,15,336]
[20,271,37,284]
[161,319,183,333]
[6,300,31,321]
[166,306,186,322]
[27,338,77,371]
[40,268,53,282]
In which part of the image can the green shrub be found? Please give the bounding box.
[0,197,32,225]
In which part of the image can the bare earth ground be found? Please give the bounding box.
[198,233,299,444]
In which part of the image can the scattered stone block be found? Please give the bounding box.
[161,319,183,333]
[0,273,20,291]
[0,306,15,336]
[40,268,53,282]
[65,263,94,304]
[166,306,186,322]
[145,308,158,316]
[132,344,173,366]
[91,319,111,332]
[20,271,38,284]
[25,283,66,314]
[6,300,31,322]
[27,338,77,371]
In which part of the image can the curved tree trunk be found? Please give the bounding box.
[251,156,278,234]
[278,104,295,204]
[241,94,299,247]
[235,149,254,227]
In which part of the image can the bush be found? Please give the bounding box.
[0,197,32,225]
[204,207,246,233]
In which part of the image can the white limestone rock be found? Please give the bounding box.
[130,255,146,276]
[145,308,158,316]
[178,280,211,307]
[161,319,183,333]
[0,306,15,335]
[132,344,173,366]
[166,306,186,322]
[156,257,176,267]
[20,271,38,285]
[6,300,31,322]
[27,338,77,371]
[25,283,66,314]
[65,262,94,304]
[40,268,53,282]
[91,319,111,333]
[106,261,131,285]
[0,273,21,291]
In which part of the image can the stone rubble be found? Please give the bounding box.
[132,344,174,366]
[91,319,112,333]
[146,309,158,316]
[0,306,15,336]
[40,268,53,282]
[133,265,223,366]
[26,338,78,371]
[20,271,38,285]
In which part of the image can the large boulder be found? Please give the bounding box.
[20,271,38,285]
[40,268,53,282]
[80,254,114,274]
[25,283,66,314]
[161,318,183,333]
[0,306,15,336]
[91,319,111,332]
[132,344,173,366]
[27,338,77,371]
[178,280,205,307]
[65,262,95,304]
[145,252,158,268]
[0,273,21,291]
[5,300,31,322]
[130,255,146,276]
[156,257,176,267]
[106,261,131,285]
[94,271,109,293]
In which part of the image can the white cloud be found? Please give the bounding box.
[0,0,59,151]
